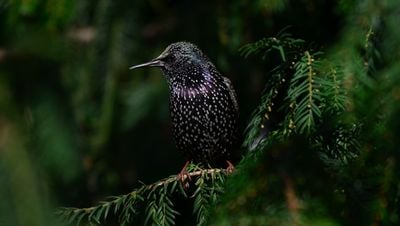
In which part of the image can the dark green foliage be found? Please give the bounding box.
[57,164,228,225]
[210,0,400,225]
[192,167,226,226]
[240,32,348,153]
[1,0,400,225]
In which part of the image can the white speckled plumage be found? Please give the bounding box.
[132,42,238,167]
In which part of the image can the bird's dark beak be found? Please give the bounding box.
[129,58,164,70]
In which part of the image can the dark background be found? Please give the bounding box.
[0,0,390,225]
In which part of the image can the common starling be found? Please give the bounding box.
[130,42,238,178]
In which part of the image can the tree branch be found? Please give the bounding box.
[56,166,229,225]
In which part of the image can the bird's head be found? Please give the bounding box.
[130,42,211,83]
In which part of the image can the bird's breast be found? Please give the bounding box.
[169,80,237,139]
[167,77,238,164]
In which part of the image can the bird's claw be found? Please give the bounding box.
[226,160,235,174]
[177,170,191,189]
[177,161,191,189]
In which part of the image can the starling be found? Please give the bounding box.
[130,42,238,178]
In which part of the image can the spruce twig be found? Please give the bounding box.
[56,166,228,225]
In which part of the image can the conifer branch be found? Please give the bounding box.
[287,51,323,134]
[57,166,228,225]
[240,31,308,150]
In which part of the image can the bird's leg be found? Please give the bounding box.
[226,160,235,174]
[177,161,191,189]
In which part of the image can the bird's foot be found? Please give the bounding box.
[226,160,235,174]
[177,161,191,189]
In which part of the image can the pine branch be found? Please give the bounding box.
[192,169,226,226]
[239,32,305,61]
[56,166,229,225]
[287,51,323,134]
[241,32,307,151]
[241,32,351,158]
[321,66,346,113]
[145,184,179,226]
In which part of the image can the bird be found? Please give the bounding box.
[130,42,239,182]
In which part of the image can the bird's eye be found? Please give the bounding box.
[162,54,175,62]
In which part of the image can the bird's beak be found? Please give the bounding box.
[129,57,164,70]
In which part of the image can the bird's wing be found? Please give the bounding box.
[222,76,239,112]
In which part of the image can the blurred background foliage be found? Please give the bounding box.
[0,0,399,225]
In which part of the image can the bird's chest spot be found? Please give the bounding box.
[169,85,235,134]
[170,92,208,127]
